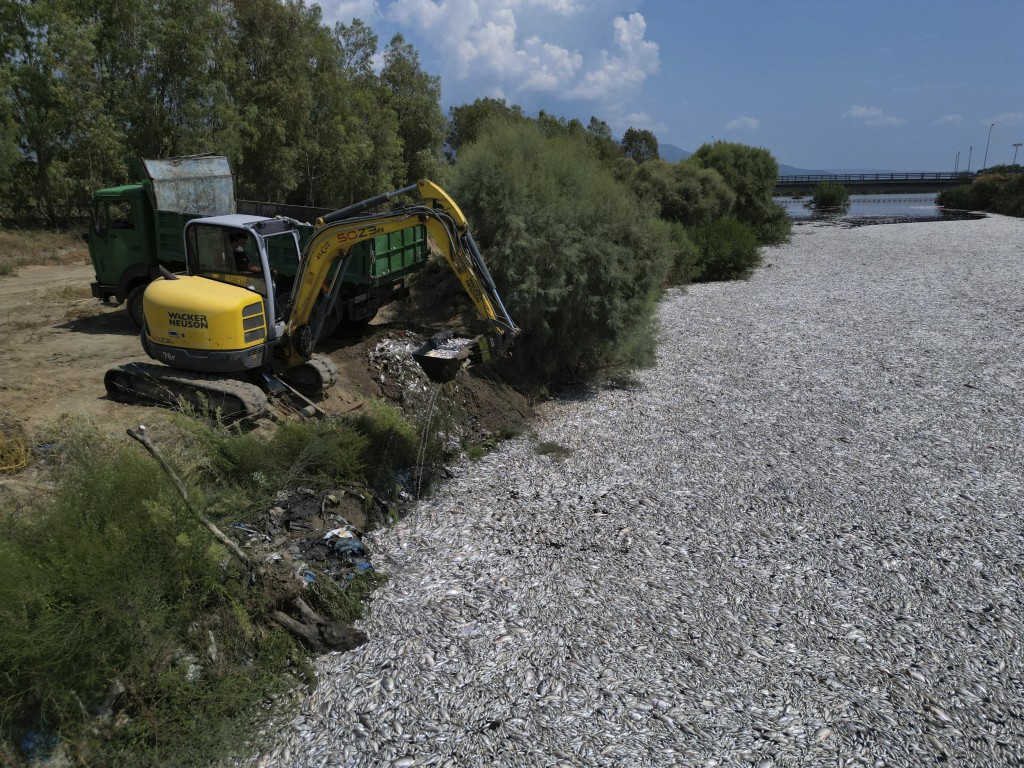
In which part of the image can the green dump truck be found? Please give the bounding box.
[86,154,428,331]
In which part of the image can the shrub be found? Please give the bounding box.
[690,216,762,282]
[626,161,735,227]
[0,425,296,766]
[812,181,850,208]
[746,200,792,245]
[937,173,1024,217]
[687,142,790,244]
[936,184,973,209]
[451,118,674,386]
[661,220,701,284]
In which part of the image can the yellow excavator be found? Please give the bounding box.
[104,180,519,419]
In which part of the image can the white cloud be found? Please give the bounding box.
[327,0,381,23]
[617,111,667,136]
[572,13,659,100]
[387,0,449,28]
[932,114,963,125]
[844,105,904,127]
[321,2,660,112]
[520,0,582,15]
[726,116,760,131]
[986,112,1024,126]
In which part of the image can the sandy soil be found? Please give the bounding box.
[0,264,153,432]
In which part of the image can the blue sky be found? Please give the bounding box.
[317,0,1024,172]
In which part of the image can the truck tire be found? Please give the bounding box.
[126,284,147,328]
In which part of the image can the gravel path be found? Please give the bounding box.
[254,215,1024,767]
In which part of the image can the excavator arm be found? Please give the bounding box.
[281,180,518,380]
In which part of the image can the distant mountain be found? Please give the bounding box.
[778,163,829,176]
[659,143,690,163]
[652,145,892,176]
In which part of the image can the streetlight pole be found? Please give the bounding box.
[1013,143,1022,166]
[983,123,994,170]
[967,145,973,173]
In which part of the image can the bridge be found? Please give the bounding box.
[774,172,970,196]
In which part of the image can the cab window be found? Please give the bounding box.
[108,202,134,229]
[186,224,239,274]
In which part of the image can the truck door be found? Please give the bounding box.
[93,199,144,287]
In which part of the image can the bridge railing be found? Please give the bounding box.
[777,172,972,183]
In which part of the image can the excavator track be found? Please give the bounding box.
[278,354,338,396]
[104,362,270,421]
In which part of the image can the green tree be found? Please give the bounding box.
[1,0,118,220]
[621,127,659,163]
[381,33,446,182]
[584,115,621,165]
[226,0,323,201]
[447,97,525,158]
[292,18,404,206]
[452,118,675,386]
[335,18,376,78]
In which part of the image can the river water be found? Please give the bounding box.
[774,192,984,226]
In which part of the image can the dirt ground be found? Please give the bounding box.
[0,258,533,495]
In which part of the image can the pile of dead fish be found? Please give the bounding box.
[246,215,1024,767]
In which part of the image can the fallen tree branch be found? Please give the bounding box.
[127,426,251,565]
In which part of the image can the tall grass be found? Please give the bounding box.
[0,401,421,765]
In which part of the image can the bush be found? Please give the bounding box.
[937,173,1024,217]
[746,200,791,245]
[0,404,425,764]
[0,424,297,766]
[662,220,701,284]
[687,142,790,244]
[451,118,674,386]
[626,160,735,227]
[690,216,762,282]
[812,181,850,208]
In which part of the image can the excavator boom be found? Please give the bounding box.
[283,180,518,378]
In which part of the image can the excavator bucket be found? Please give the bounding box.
[412,333,477,383]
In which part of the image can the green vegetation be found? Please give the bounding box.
[451,118,675,385]
[689,216,763,282]
[689,141,790,245]
[0,2,445,218]
[533,440,572,460]
[0,405,422,766]
[811,181,851,208]
[937,169,1024,217]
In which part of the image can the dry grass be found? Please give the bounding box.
[0,229,90,276]
[55,284,94,300]
[0,418,30,473]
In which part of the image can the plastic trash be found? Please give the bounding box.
[333,538,366,557]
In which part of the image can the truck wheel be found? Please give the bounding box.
[126,285,147,328]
